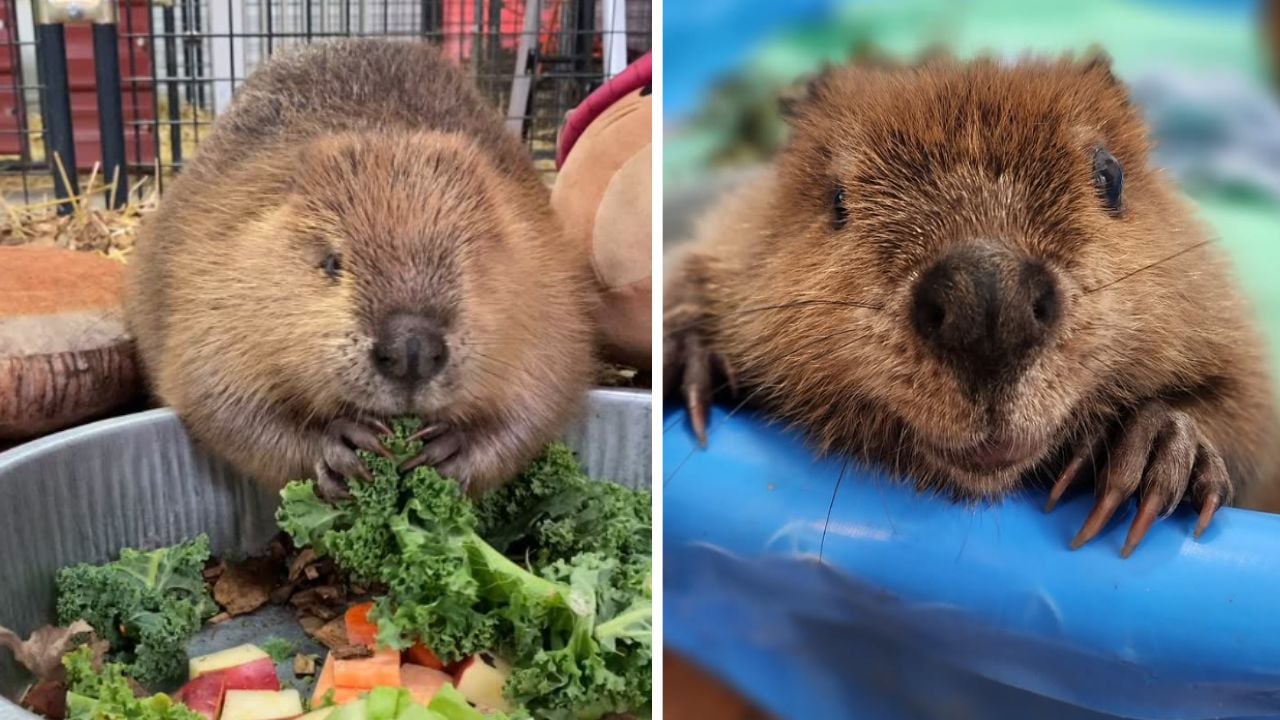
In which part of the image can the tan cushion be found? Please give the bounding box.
[0,247,139,440]
[551,88,652,369]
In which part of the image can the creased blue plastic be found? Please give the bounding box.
[664,405,1280,720]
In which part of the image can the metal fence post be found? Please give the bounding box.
[33,4,78,214]
[91,2,128,207]
[161,1,183,169]
[37,0,126,210]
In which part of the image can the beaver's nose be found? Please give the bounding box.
[373,312,448,385]
[910,246,1059,390]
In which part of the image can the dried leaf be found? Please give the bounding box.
[213,560,276,617]
[0,620,94,681]
[208,612,231,626]
[21,679,68,719]
[203,561,226,581]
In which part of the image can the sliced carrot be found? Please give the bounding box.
[344,603,378,647]
[401,665,451,707]
[332,649,401,689]
[310,656,336,708]
[404,643,445,672]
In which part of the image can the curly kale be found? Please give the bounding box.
[55,536,216,688]
[276,420,651,720]
[63,646,203,720]
[475,444,650,568]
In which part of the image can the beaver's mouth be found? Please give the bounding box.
[924,433,1046,475]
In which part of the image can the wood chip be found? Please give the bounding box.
[290,585,344,608]
[293,654,318,677]
[298,614,327,636]
[208,612,231,626]
[270,582,299,605]
[331,644,373,660]
[287,549,317,582]
[304,565,321,581]
[311,617,350,651]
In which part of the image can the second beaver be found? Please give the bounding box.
[666,53,1279,556]
[127,39,593,497]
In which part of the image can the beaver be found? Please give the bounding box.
[665,52,1279,556]
[126,39,593,498]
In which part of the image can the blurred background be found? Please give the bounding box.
[663,1,1280,717]
[0,0,651,251]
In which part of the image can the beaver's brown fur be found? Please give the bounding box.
[127,39,593,496]
[666,53,1279,555]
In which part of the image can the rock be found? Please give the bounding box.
[0,247,139,440]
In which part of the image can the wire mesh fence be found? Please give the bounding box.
[0,0,650,208]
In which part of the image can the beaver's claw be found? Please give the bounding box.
[665,328,736,448]
[400,423,470,494]
[314,418,392,501]
[1045,400,1232,557]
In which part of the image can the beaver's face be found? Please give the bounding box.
[736,57,1167,498]
[243,132,541,421]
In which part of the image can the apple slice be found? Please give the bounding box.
[190,645,271,680]
[400,665,450,707]
[220,690,303,720]
[453,654,513,713]
[177,673,227,720]
[216,657,281,691]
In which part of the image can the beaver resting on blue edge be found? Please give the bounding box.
[665,52,1279,556]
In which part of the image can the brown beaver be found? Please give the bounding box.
[126,39,593,498]
[665,52,1279,556]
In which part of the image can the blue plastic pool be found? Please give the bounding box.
[663,406,1280,720]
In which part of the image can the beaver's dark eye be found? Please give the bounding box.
[832,185,848,230]
[1092,147,1123,214]
[321,252,342,280]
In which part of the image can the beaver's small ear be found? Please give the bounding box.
[780,63,837,119]
[1080,45,1120,86]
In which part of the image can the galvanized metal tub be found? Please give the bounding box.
[0,388,651,720]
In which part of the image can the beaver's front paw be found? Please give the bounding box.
[1046,400,1232,557]
[665,324,736,448]
[314,418,392,501]
[400,423,470,492]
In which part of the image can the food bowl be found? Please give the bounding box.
[0,388,651,720]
